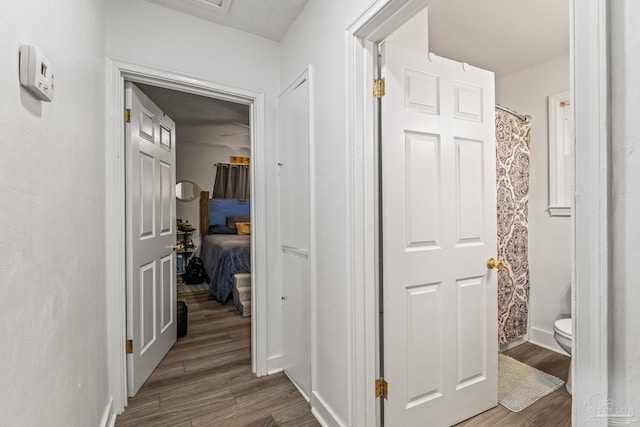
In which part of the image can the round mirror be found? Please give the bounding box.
[176,180,201,202]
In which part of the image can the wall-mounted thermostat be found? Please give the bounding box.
[19,44,55,102]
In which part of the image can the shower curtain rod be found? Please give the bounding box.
[495,104,532,123]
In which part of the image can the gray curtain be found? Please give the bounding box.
[212,163,250,199]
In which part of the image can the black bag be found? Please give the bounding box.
[182,256,209,284]
[177,300,188,338]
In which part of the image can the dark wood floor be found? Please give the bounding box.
[456,342,572,427]
[117,291,570,426]
[115,290,320,427]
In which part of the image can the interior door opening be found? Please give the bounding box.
[124,80,257,396]
[380,1,570,424]
[105,61,270,412]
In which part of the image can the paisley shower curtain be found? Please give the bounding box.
[495,109,532,344]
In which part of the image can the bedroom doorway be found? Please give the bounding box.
[105,60,270,411]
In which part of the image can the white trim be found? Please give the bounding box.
[548,206,572,217]
[284,370,311,403]
[548,90,573,216]
[529,327,567,355]
[105,58,269,413]
[572,0,610,425]
[99,397,114,427]
[266,354,283,374]
[312,391,348,427]
[346,1,429,426]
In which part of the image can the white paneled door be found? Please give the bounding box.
[125,82,177,396]
[279,73,311,398]
[381,42,498,426]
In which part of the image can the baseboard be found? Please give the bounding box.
[311,391,347,427]
[500,335,528,351]
[100,397,115,427]
[529,326,569,356]
[267,354,283,375]
[284,370,310,402]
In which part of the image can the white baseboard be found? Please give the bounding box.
[100,397,115,427]
[529,326,569,356]
[267,354,282,375]
[284,370,311,402]
[311,391,346,427]
[500,335,528,351]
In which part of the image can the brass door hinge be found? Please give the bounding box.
[375,377,388,399]
[126,339,133,354]
[373,79,385,99]
[124,109,131,123]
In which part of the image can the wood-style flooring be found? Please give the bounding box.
[456,342,572,427]
[116,290,570,427]
[115,291,320,427]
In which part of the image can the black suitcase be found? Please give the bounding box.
[177,300,188,338]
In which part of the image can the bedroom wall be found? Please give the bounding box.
[496,54,571,352]
[106,0,284,375]
[0,0,110,426]
[279,0,375,424]
[176,136,250,250]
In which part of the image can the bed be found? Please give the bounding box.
[199,191,251,303]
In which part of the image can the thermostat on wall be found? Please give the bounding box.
[19,44,55,102]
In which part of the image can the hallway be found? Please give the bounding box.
[116,291,319,426]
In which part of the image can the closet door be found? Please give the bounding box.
[279,71,311,398]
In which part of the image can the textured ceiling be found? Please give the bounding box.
[137,0,568,148]
[427,0,569,77]
[137,83,250,149]
[145,0,309,41]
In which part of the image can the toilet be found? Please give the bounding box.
[553,318,572,394]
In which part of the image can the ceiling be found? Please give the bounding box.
[145,0,309,41]
[139,0,569,147]
[137,83,250,149]
[428,0,569,77]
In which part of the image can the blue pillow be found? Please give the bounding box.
[209,199,250,225]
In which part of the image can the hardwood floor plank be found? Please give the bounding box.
[116,291,317,426]
[517,392,572,427]
[462,342,572,426]
[454,404,511,426]
[118,292,570,426]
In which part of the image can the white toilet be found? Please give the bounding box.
[553,318,572,395]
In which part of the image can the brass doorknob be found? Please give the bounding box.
[487,257,503,270]
[172,243,182,251]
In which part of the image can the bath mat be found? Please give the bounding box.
[498,354,565,412]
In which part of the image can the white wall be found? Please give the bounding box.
[610,0,640,415]
[0,1,110,426]
[280,0,373,424]
[106,0,283,365]
[496,54,571,352]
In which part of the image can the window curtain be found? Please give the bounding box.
[212,163,250,200]
[496,108,531,344]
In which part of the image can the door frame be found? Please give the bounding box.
[345,0,610,425]
[105,59,269,412]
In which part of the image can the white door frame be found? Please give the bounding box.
[105,59,269,412]
[345,0,610,425]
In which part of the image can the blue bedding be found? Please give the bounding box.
[200,233,250,302]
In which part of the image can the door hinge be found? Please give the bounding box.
[126,339,133,354]
[373,79,385,98]
[375,377,388,399]
[124,109,131,123]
